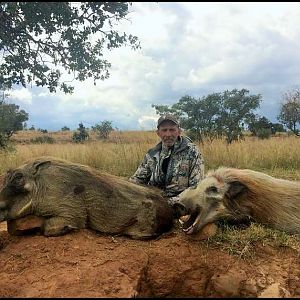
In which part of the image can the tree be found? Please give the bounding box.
[278,88,300,134]
[153,89,261,144]
[0,2,140,94]
[72,122,89,143]
[38,128,48,133]
[270,123,285,134]
[219,89,262,144]
[92,120,114,139]
[247,115,272,136]
[61,126,70,131]
[153,94,222,143]
[0,100,28,148]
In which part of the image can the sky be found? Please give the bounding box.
[6,2,300,131]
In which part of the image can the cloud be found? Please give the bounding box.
[138,115,158,130]
[6,2,300,129]
[9,88,32,104]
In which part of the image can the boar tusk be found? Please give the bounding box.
[17,199,33,216]
[179,215,191,224]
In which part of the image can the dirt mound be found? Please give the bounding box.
[0,222,300,298]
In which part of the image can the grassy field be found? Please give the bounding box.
[4,130,300,181]
[2,130,300,256]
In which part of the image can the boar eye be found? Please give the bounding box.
[12,172,24,183]
[205,186,218,193]
[9,172,25,190]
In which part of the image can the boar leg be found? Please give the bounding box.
[43,217,80,237]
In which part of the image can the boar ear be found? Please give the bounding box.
[33,160,52,175]
[225,181,248,200]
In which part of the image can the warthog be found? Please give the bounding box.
[0,156,174,239]
[174,167,300,235]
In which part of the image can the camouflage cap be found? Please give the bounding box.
[157,114,179,128]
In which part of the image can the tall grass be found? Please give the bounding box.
[1,132,300,180]
[0,131,160,176]
[200,135,300,180]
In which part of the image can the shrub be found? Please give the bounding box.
[72,122,89,143]
[38,129,48,133]
[256,128,272,140]
[92,120,114,140]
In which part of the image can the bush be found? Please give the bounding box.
[0,133,9,149]
[256,128,272,139]
[72,122,89,143]
[30,136,55,144]
[92,120,114,140]
[38,129,48,133]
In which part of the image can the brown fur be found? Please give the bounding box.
[0,156,174,239]
[175,167,300,234]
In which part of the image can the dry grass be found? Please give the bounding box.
[3,131,300,181]
[11,129,158,144]
[201,135,300,180]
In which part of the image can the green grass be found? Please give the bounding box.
[205,223,300,259]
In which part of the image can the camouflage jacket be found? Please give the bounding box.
[129,136,204,197]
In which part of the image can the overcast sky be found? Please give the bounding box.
[7,2,300,131]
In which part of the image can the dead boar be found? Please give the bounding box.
[0,156,174,239]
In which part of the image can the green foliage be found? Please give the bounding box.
[30,135,55,144]
[256,128,272,139]
[28,125,35,131]
[247,115,272,136]
[207,223,300,259]
[270,123,285,134]
[278,88,300,134]
[219,89,261,144]
[0,2,140,94]
[153,89,261,144]
[38,128,48,133]
[248,116,286,137]
[0,133,9,148]
[0,100,28,149]
[151,104,181,118]
[72,122,89,143]
[61,126,70,131]
[92,120,114,139]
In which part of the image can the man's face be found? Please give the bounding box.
[157,121,181,147]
